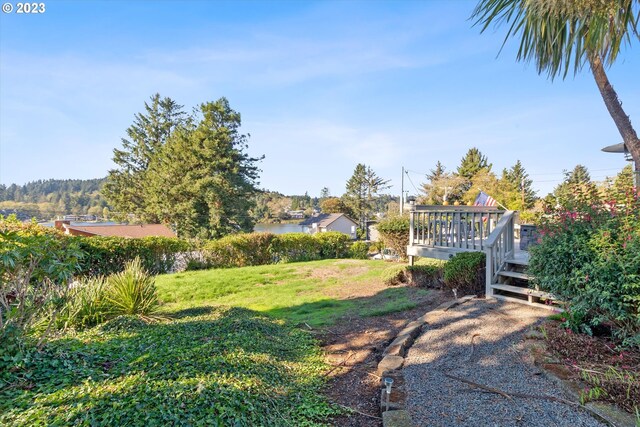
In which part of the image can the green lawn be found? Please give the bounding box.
[2,259,430,426]
[155,259,430,327]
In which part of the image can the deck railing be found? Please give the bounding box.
[484,211,515,297]
[408,205,504,251]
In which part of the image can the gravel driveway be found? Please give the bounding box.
[403,299,606,427]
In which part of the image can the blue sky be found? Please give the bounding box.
[1,0,638,198]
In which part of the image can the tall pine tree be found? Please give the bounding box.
[145,98,262,239]
[454,148,492,200]
[104,94,185,220]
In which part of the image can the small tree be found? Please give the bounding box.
[343,164,390,229]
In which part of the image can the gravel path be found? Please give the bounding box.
[403,299,606,427]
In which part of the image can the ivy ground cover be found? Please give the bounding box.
[3,259,428,426]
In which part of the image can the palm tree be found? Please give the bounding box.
[471,0,640,185]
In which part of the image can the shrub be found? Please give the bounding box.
[57,277,110,330]
[315,231,351,259]
[376,215,410,261]
[76,236,191,277]
[0,217,83,350]
[529,186,640,347]
[443,252,486,296]
[201,232,275,268]
[270,233,322,263]
[104,258,160,318]
[349,241,370,259]
[405,263,444,288]
[382,265,407,286]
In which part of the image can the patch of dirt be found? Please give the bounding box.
[541,321,640,414]
[317,288,450,426]
[303,264,371,281]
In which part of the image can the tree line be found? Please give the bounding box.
[418,147,537,210]
[0,178,108,219]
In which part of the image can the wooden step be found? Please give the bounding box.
[497,270,532,281]
[491,294,560,312]
[491,283,553,299]
[504,258,529,267]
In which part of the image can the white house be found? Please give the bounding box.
[299,213,358,239]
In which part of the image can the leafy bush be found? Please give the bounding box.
[314,231,351,259]
[104,258,160,318]
[76,236,191,277]
[270,233,322,263]
[405,263,444,288]
[376,215,410,261]
[201,232,275,268]
[0,217,83,350]
[443,252,486,296]
[529,186,640,347]
[348,241,370,259]
[381,265,406,286]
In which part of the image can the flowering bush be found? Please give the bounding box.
[529,184,640,347]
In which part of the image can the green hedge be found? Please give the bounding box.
[201,231,352,267]
[76,236,191,277]
[443,252,486,296]
[201,232,276,268]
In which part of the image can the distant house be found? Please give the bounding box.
[299,213,357,239]
[54,220,176,238]
[286,210,306,219]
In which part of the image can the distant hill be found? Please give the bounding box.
[0,178,110,220]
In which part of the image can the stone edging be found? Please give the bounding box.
[377,295,477,427]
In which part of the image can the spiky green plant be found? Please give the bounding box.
[59,277,110,329]
[105,257,159,317]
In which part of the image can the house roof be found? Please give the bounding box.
[64,223,176,238]
[299,213,356,228]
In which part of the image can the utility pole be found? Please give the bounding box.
[400,166,404,214]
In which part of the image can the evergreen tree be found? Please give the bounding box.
[457,148,492,180]
[421,161,449,204]
[320,187,330,199]
[500,160,537,210]
[553,164,598,207]
[145,98,262,239]
[343,164,390,229]
[454,148,492,200]
[104,93,185,219]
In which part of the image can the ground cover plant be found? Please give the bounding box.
[2,257,433,426]
[1,308,339,426]
[156,259,431,327]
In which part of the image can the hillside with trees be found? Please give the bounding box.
[0,178,109,220]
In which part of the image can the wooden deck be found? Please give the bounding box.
[406,204,555,310]
[406,204,503,261]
